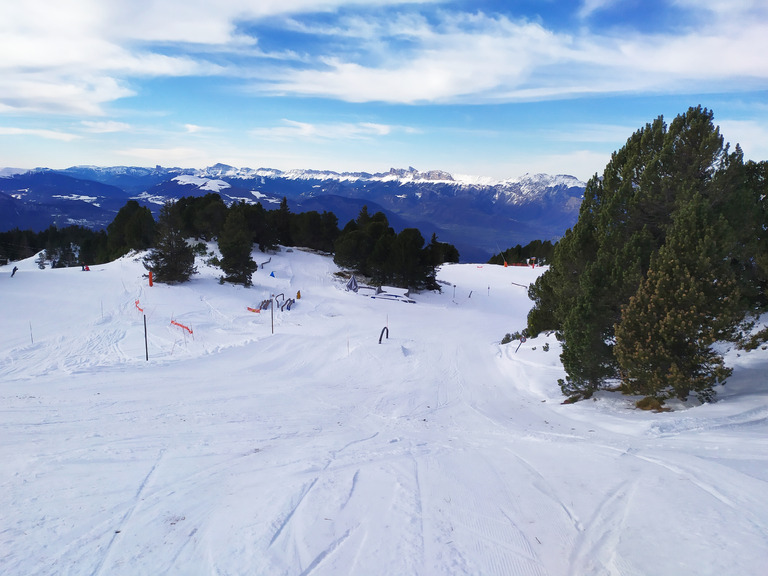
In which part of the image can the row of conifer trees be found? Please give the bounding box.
[1,192,460,292]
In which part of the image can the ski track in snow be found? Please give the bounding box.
[91,449,166,576]
[2,250,768,575]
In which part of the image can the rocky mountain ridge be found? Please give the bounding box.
[1,164,586,261]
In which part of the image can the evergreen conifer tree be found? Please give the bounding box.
[107,200,155,259]
[144,202,196,283]
[218,206,257,286]
[527,106,761,402]
[615,194,743,402]
[272,197,293,247]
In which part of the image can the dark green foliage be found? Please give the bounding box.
[489,239,554,265]
[333,207,457,290]
[527,106,765,402]
[106,200,155,259]
[614,195,743,402]
[0,225,109,267]
[426,233,460,266]
[270,196,293,247]
[0,228,37,262]
[41,224,110,267]
[741,160,768,309]
[143,202,197,284]
[334,207,393,278]
[386,228,428,287]
[172,194,228,241]
[238,202,277,252]
[424,233,460,290]
[290,210,339,253]
[218,204,257,287]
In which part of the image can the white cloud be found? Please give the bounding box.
[263,14,568,103]
[578,0,620,19]
[0,0,439,116]
[261,9,768,104]
[0,127,80,141]
[251,119,413,140]
[0,75,134,116]
[81,120,131,133]
[717,119,768,163]
[1,0,767,118]
[671,0,764,15]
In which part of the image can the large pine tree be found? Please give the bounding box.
[218,206,257,287]
[144,201,196,284]
[614,194,744,402]
[107,200,156,260]
[527,106,762,402]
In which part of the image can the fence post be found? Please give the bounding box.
[144,314,149,361]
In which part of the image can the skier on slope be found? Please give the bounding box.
[11,266,18,277]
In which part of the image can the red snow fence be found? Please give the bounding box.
[246,306,261,313]
[171,319,193,335]
[135,299,144,313]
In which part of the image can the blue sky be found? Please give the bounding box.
[1,0,767,181]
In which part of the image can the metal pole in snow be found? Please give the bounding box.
[144,314,149,361]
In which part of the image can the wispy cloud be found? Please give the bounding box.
[2,1,766,116]
[264,8,768,103]
[0,127,80,141]
[184,124,214,134]
[251,119,417,140]
[81,120,131,133]
[577,0,621,19]
[1,1,766,179]
[717,119,768,162]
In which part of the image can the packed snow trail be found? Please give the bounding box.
[2,251,768,575]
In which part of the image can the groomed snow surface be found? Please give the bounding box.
[2,249,767,576]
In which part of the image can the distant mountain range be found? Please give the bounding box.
[0,164,585,262]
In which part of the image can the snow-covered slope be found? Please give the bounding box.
[3,250,766,575]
